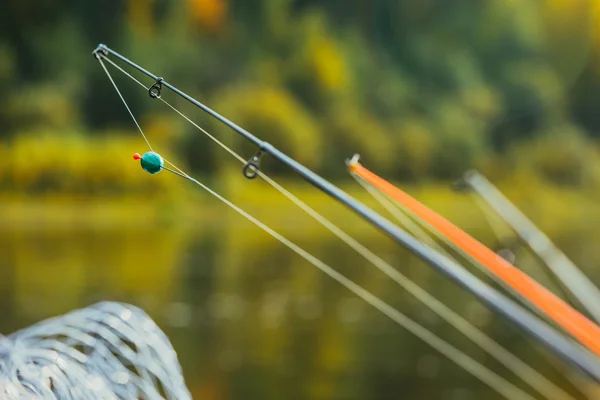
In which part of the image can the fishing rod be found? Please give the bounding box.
[92,43,600,381]
[347,159,600,358]
[457,170,600,324]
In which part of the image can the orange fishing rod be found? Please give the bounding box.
[348,158,600,358]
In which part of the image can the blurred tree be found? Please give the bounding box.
[0,0,597,189]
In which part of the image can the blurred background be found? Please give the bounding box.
[1,0,600,398]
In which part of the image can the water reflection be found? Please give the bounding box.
[0,214,587,399]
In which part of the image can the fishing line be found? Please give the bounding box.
[97,59,154,153]
[96,55,537,400]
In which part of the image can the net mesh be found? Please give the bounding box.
[0,301,191,399]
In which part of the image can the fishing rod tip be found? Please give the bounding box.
[345,154,361,169]
[92,43,108,59]
[452,170,480,192]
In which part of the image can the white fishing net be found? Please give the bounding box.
[0,302,191,399]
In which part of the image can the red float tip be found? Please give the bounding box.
[133,153,142,160]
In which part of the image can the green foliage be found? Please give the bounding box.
[0,0,598,193]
